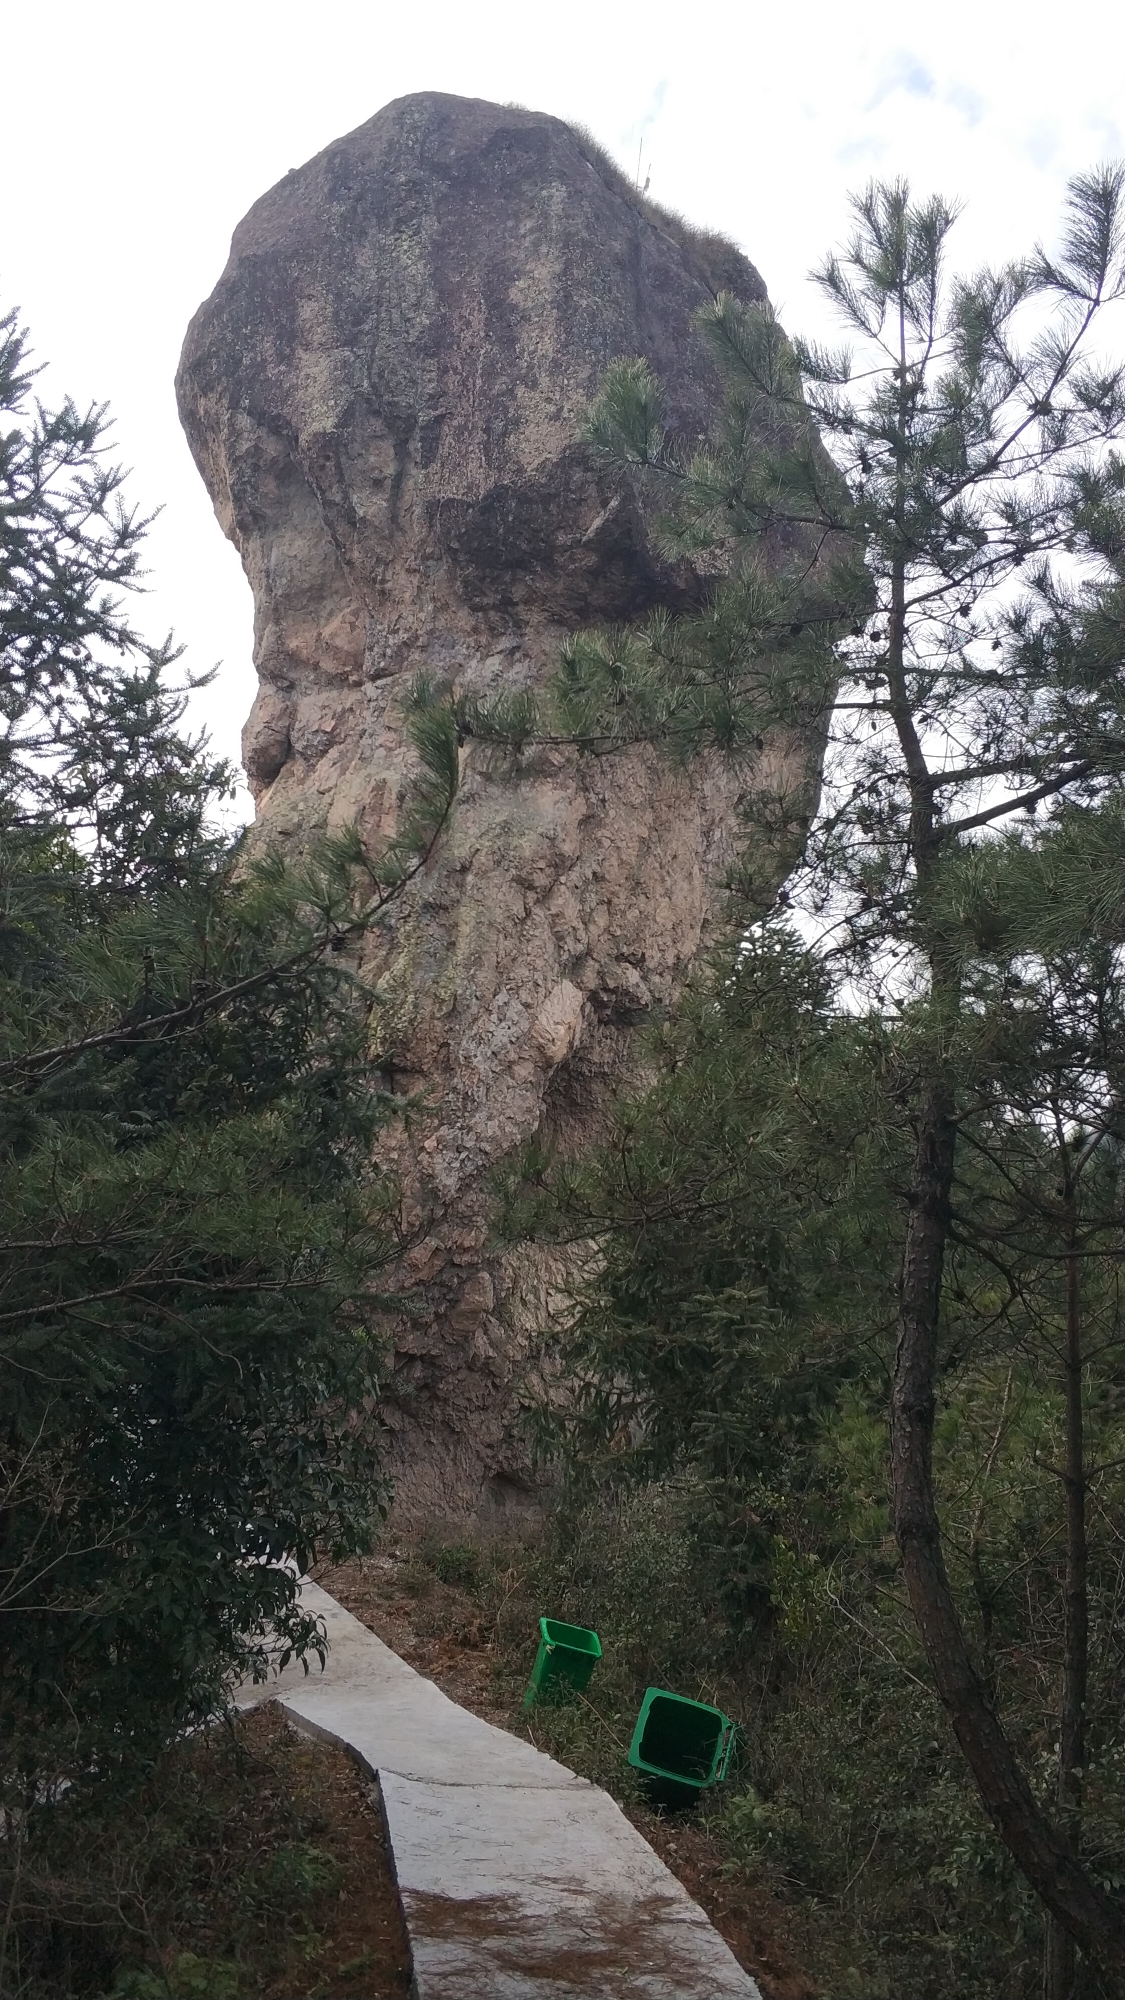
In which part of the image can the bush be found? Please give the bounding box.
[0,1703,408,1999]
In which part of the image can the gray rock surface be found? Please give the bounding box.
[177,92,817,1525]
[238,1581,761,1999]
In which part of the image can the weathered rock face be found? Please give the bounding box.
[177,92,814,1528]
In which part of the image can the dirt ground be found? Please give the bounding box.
[315,1551,818,2000]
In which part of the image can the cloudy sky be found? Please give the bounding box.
[6,0,1123,815]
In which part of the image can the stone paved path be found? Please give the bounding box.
[237,1580,760,1999]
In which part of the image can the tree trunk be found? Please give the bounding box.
[890,1077,1125,1985]
[1045,1209,1090,2000]
[1045,1919,1080,2000]
[1059,1214,1089,1835]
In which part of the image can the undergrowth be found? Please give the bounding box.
[408,1488,1071,2000]
[0,1704,409,2000]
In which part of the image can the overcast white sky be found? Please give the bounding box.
[6,0,1124,816]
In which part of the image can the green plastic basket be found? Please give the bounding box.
[627,1687,736,1808]
[522,1617,602,1709]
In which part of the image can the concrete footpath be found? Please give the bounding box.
[237,1580,760,2000]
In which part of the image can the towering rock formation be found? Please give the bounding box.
[177,92,815,1526]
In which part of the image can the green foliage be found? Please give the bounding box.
[511,164,1125,1978]
[0,309,454,1818]
[113,1955,242,1999]
[511,924,897,1630]
[0,306,228,854]
[583,357,671,468]
[375,672,460,883]
[0,1704,399,1999]
[504,917,1125,1992]
[415,1493,1049,1997]
[525,174,1125,961]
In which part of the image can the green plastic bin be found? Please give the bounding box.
[522,1617,602,1709]
[627,1687,736,1808]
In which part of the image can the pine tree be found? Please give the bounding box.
[940,931,1125,1996]
[469,170,1125,1980]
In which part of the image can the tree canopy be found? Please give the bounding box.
[0,308,459,1813]
[478,169,1125,1989]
